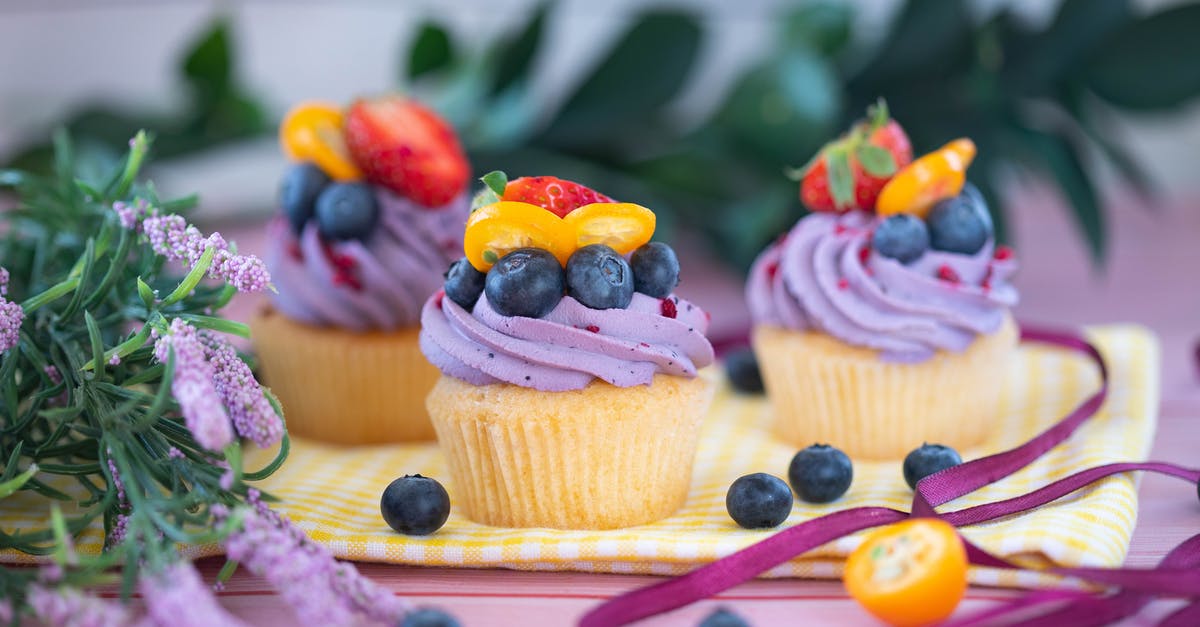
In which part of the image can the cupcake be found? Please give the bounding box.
[746,104,1018,460]
[252,96,470,444]
[419,173,715,529]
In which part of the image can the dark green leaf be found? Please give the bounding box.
[855,144,896,177]
[826,147,854,208]
[1010,0,1130,93]
[781,1,853,56]
[1008,126,1105,264]
[715,49,841,167]
[1084,4,1200,110]
[181,18,233,100]
[489,4,548,94]
[408,22,455,81]
[851,0,971,85]
[539,11,702,150]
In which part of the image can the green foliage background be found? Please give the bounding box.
[9,0,1200,271]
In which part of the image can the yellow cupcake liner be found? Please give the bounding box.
[753,317,1018,460]
[426,374,715,529]
[250,307,440,445]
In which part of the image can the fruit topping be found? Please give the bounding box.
[629,242,680,298]
[280,162,331,235]
[698,607,751,627]
[796,101,912,213]
[380,474,450,536]
[725,473,793,529]
[502,175,614,218]
[563,202,656,254]
[660,297,678,319]
[844,518,968,627]
[443,257,486,310]
[876,138,975,218]
[315,182,379,242]
[565,244,634,310]
[724,347,764,394]
[902,443,963,490]
[926,182,992,254]
[344,95,469,208]
[464,201,577,271]
[994,244,1014,261]
[279,102,364,181]
[400,607,461,627]
[935,264,961,284]
[484,248,566,318]
[788,444,853,504]
[871,214,929,264]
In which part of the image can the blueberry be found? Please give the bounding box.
[315,182,379,241]
[630,242,680,297]
[698,607,751,627]
[443,258,486,310]
[725,348,763,394]
[927,183,992,255]
[872,214,929,264]
[788,444,852,504]
[400,608,461,627]
[380,474,450,536]
[903,443,962,490]
[564,244,634,310]
[725,473,793,529]
[485,248,565,318]
[280,163,330,234]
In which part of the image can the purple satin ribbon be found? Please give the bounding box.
[580,325,1200,627]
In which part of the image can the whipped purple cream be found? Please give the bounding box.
[267,189,469,331]
[420,291,715,391]
[746,211,1018,363]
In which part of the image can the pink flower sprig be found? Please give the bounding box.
[0,267,23,353]
[113,202,270,293]
[201,333,283,448]
[152,318,234,451]
[26,584,131,627]
[214,492,411,626]
[138,562,248,627]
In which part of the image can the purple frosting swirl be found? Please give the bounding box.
[746,211,1018,363]
[266,189,469,331]
[420,291,715,391]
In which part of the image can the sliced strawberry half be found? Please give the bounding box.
[344,96,470,208]
[501,175,614,218]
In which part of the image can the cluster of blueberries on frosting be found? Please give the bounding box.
[441,241,680,319]
[280,163,379,242]
[870,181,994,265]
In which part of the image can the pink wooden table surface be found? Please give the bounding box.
[201,187,1200,625]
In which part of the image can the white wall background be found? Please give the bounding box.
[1,0,1197,212]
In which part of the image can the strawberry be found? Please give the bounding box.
[794,100,912,213]
[501,175,613,218]
[344,96,469,208]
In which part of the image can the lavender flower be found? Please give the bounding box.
[215,495,411,625]
[201,333,283,448]
[0,599,11,625]
[116,204,270,293]
[0,267,22,353]
[26,584,131,627]
[137,561,248,627]
[167,447,185,461]
[108,513,129,547]
[153,318,233,451]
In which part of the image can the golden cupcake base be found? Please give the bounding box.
[753,316,1018,460]
[426,374,714,530]
[250,307,440,445]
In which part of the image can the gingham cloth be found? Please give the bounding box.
[0,326,1159,588]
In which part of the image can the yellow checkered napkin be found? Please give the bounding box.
[0,326,1159,587]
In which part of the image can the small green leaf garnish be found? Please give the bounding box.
[470,187,501,211]
[856,144,898,177]
[480,170,508,197]
[826,147,854,208]
[482,249,499,264]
